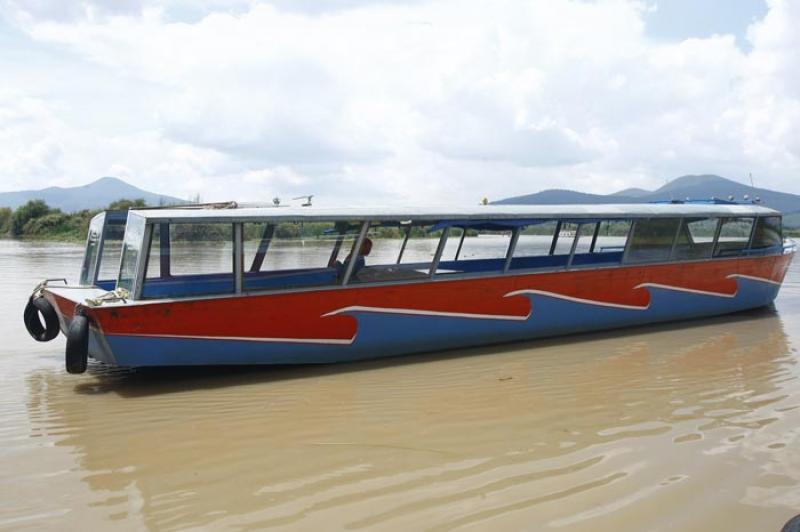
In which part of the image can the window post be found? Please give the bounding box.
[397,225,412,264]
[429,227,450,277]
[251,224,275,272]
[668,218,684,261]
[711,217,725,257]
[504,227,521,273]
[234,223,243,293]
[589,222,600,253]
[746,217,758,251]
[159,223,171,277]
[621,220,636,264]
[342,221,369,286]
[549,220,563,255]
[133,223,153,300]
[454,228,467,261]
[91,215,107,284]
[566,223,582,269]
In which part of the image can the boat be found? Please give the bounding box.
[23,201,796,373]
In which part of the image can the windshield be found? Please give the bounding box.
[79,213,105,285]
[117,213,147,294]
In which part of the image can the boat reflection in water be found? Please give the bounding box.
[24,304,800,530]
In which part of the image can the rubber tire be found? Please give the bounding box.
[65,314,89,375]
[783,515,800,532]
[23,297,60,342]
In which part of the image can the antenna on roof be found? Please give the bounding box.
[748,172,760,203]
[292,195,314,207]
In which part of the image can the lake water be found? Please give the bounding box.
[1,238,800,531]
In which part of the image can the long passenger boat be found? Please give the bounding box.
[23,202,796,373]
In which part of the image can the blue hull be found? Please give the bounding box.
[95,276,781,366]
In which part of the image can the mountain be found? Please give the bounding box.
[496,174,800,215]
[611,187,650,198]
[0,177,185,212]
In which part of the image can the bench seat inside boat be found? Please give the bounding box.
[99,250,627,298]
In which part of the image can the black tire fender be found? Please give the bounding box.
[783,514,800,532]
[23,296,60,342]
[65,313,89,374]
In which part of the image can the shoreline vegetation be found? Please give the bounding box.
[1,199,799,242]
[0,199,147,242]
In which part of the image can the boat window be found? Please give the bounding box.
[454,228,512,262]
[508,220,630,270]
[79,214,104,285]
[441,227,465,260]
[349,222,444,284]
[714,217,755,257]
[626,218,681,263]
[170,224,233,275]
[96,221,126,282]
[512,221,558,259]
[563,220,632,268]
[427,226,512,277]
[552,222,579,255]
[116,214,146,294]
[144,224,167,278]
[347,223,406,267]
[750,216,782,250]
[140,223,234,298]
[242,221,350,291]
[573,223,596,254]
[672,218,718,260]
[592,220,631,253]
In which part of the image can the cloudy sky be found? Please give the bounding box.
[1,0,797,205]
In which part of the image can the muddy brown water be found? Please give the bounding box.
[1,239,800,531]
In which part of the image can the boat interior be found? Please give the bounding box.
[80,209,786,300]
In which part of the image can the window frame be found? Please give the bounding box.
[622,217,682,264]
[749,215,783,251]
[137,220,237,299]
[712,216,756,258]
[115,212,783,301]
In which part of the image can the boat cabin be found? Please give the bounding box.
[101,203,785,302]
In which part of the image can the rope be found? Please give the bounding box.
[84,288,130,307]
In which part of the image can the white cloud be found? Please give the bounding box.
[0,0,798,206]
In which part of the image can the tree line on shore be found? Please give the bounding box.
[0,199,147,240]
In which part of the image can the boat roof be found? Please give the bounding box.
[129,203,780,224]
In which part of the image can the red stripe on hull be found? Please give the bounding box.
[88,254,793,343]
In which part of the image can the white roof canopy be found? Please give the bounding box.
[129,203,780,224]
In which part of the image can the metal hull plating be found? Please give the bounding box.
[60,253,793,367]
